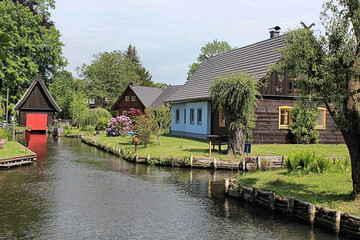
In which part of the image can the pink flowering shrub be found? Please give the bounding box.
[106,116,134,137]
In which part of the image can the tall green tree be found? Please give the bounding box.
[152,105,172,146]
[0,1,66,103]
[270,0,360,195]
[210,72,259,155]
[188,40,236,79]
[0,32,12,65]
[48,70,75,119]
[81,51,141,109]
[125,44,140,64]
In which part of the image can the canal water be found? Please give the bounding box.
[0,135,343,239]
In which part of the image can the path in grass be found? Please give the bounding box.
[0,141,29,159]
[87,134,349,161]
[237,169,359,217]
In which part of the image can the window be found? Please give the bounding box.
[122,111,127,116]
[278,106,327,130]
[315,107,326,130]
[219,107,225,127]
[83,99,88,104]
[89,98,95,104]
[279,106,293,129]
[131,96,136,101]
[175,109,180,123]
[190,109,194,124]
[197,108,202,124]
[184,109,186,124]
[125,96,130,101]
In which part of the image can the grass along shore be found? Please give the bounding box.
[84,133,349,161]
[236,169,360,217]
[0,141,30,159]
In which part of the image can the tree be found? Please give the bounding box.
[134,109,155,148]
[270,0,360,195]
[152,106,172,146]
[0,1,65,103]
[69,90,88,128]
[0,32,12,65]
[188,40,235,79]
[48,70,75,119]
[290,99,319,144]
[125,44,140,64]
[81,51,141,109]
[210,72,259,155]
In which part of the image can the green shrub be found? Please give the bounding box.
[333,157,351,173]
[286,151,332,174]
[0,127,11,140]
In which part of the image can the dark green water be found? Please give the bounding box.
[0,136,343,239]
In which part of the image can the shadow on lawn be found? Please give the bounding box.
[262,179,352,204]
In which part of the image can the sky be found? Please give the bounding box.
[51,0,325,86]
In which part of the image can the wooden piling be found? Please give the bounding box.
[269,192,275,211]
[287,198,295,216]
[309,203,316,226]
[224,178,230,195]
[334,211,341,234]
[213,158,217,169]
[190,155,193,167]
[147,154,150,164]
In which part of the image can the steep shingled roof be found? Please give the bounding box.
[130,85,163,108]
[149,85,182,108]
[14,76,61,112]
[111,85,163,110]
[166,35,286,102]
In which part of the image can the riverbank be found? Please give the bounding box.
[225,169,360,239]
[81,134,349,160]
[0,141,32,158]
[0,141,37,168]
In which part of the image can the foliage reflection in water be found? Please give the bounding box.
[0,136,342,239]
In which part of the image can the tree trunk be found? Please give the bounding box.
[342,131,360,196]
[227,126,245,155]
[157,135,161,146]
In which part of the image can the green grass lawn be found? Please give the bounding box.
[0,141,29,158]
[236,169,360,217]
[86,133,349,161]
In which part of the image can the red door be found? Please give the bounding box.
[26,113,48,130]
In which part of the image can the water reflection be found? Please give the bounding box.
[0,136,343,239]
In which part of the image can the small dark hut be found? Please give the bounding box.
[14,76,61,131]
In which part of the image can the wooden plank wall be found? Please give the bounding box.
[254,98,344,144]
[113,88,145,116]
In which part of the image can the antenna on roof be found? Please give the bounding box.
[300,21,315,29]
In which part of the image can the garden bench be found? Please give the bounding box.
[207,135,228,153]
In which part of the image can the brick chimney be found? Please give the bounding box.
[269,26,281,38]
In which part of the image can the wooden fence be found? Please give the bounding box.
[225,179,360,239]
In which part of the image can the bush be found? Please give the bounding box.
[286,151,332,174]
[134,110,156,147]
[0,127,11,140]
[106,116,134,137]
[290,100,319,144]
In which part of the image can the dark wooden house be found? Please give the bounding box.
[14,76,61,130]
[166,30,344,144]
[111,84,163,116]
